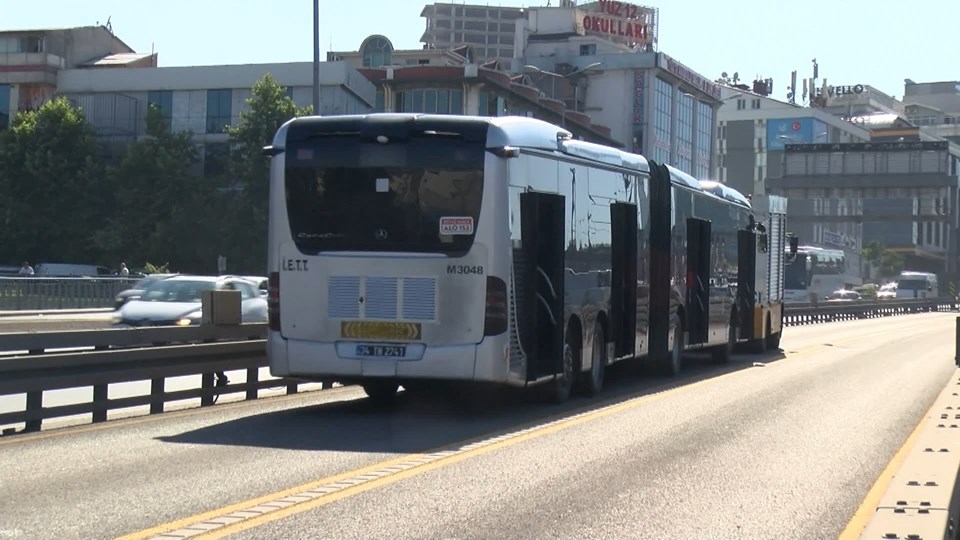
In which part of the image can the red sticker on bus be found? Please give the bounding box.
[439,217,474,235]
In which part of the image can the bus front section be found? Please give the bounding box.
[265,115,511,392]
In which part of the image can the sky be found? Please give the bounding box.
[7,0,959,102]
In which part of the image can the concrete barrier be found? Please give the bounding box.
[856,366,960,539]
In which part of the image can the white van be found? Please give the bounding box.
[35,263,112,277]
[895,271,938,299]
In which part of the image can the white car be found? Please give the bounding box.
[114,275,267,327]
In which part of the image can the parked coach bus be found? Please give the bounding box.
[264,114,792,404]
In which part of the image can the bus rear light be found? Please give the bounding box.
[484,276,508,336]
[268,271,281,332]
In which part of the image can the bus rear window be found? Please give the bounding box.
[284,137,484,255]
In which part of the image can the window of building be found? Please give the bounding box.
[736,99,745,110]
[203,142,230,178]
[465,7,486,17]
[694,101,713,179]
[579,44,597,56]
[675,92,694,174]
[361,36,393,68]
[147,90,173,129]
[0,84,10,130]
[653,77,673,159]
[478,91,503,117]
[205,89,232,134]
[394,88,463,114]
[375,89,385,112]
[751,98,761,109]
[0,36,43,54]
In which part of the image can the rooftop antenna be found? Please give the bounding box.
[105,16,112,33]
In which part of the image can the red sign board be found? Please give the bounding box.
[582,0,656,47]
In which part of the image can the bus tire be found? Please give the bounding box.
[546,336,576,404]
[362,380,399,405]
[658,312,683,377]
[750,317,770,354]
[712,312,736,364]
[579,323,606,397]
[766,330,782,350]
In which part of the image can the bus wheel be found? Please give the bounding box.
[658,312,683,377]
[712,314,736,364]
[765,319,781,350]
[578,323,606,397]
[362,380,399,406]
[546,339,576,404]
[750,317,769,354]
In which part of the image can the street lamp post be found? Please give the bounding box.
[312,0,321,116]
[522,62,604,129]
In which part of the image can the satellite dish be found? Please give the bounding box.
[721,71,728,78]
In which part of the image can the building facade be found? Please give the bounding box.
[903,80,960,145]
[55,61,376,168]
[332,35,620,146]
[516,5,717,177]
[419,3,525,66]
[0,25,154,129]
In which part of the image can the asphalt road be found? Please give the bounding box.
[0,312,955,540]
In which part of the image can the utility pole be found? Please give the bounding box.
[312,0,321,116]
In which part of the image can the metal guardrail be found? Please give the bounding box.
[0,277,139,310]
[0,323,303,433]
[0,298,957,435]
[784,298,957,326]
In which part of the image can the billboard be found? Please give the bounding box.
[766,118,827,151]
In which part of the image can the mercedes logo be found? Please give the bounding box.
[375,228,388,240]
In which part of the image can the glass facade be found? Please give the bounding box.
[361,37,393,68]
[652,76,673,166]
[0,84,10,130]
[147,90,173,127]
[675,92,694,174]
[394,88,463,114]
[694,101,713,179]
[205,89,232,134]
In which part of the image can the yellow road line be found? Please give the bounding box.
[119,367,751,540]
[836,377,948,539]
[114,317,948,540]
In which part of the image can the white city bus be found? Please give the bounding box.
[895,271,938,299]
[264,114,786,404]
[783,246,846,303]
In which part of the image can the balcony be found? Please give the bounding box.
[0,52,64,85]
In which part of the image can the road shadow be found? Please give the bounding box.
[157,346,788,454]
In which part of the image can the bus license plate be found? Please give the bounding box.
[355,344,407,358]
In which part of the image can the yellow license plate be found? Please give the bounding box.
[340,321,421,341]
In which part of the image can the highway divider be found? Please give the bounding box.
[854,365,960,540]
[784,298,956,327]
[0,298,957,435]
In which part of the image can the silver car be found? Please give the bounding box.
[113,275,267,327]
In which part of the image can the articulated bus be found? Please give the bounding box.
[783,246,846,303]
[264,114,790,404]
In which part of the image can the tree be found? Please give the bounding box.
[879,250,904,279]
[94,104,220,272]
[221,74,312,273]
[0,97,110,264]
